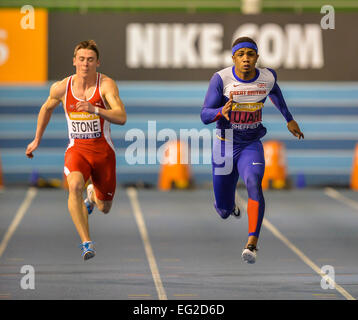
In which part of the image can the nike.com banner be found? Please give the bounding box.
[49,13,358,81]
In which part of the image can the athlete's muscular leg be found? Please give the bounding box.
[89,147,116,214]
[67,171,91,242]
[237,141,266,248]
[212,167,238,219]
[212,136,238,219]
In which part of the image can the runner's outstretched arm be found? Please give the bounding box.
[25,81,63,158]
[268,68,304,140]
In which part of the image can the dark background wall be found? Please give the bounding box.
[49,13,358,81]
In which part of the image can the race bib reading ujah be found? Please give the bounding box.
[68,112,101,139]
[230,102,263,130]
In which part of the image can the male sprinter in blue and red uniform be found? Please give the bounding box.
[201,37,304,264]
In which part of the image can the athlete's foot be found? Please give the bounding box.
[231,206,241,219]
[79,241,96,261]
[84,184,95,215]
[241,244,258,264]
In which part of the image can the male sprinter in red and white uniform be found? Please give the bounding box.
[26,40,127,260]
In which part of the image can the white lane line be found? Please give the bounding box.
[126,187,167,300]
[0,187,37,260]
[324,187,358,212]
[236,192,356,301]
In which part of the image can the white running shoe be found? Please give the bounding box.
[242,244,258,264]
[84,184,95,215]
[79,241,96,260]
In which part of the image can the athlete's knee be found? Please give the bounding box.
[101,206,111,214]
[246,173,262,187]
[68,179,85,195]
[97,201,112,214]
[214,203,233,219]
[245,175,263,200]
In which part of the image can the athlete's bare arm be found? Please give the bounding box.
[25,79,66,158]
[75,75,127,125]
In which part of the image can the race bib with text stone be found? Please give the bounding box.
[68,112,102,139]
